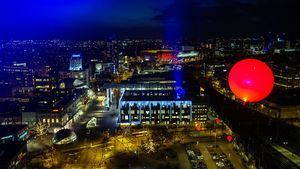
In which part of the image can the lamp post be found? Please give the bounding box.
[214,132,217,148]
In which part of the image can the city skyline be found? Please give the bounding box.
[0,1,299,169]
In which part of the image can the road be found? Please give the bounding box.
[272,143,300,167]
[218,142,245,169]
[198,144,218,169]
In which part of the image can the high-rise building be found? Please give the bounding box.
[69,54,82,71]
[1,62,33,87]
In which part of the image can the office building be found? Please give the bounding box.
[69,54,83,71]
[118,90,192,125]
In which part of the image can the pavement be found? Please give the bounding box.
[195,141,245,169]
[174,144,192,169]
[29,133,247,169]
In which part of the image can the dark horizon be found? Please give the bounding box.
[1,0,300,40]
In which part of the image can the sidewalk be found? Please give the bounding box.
[174,145,191,169]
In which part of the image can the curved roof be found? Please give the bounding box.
[58,78,76,89]
[53,129,77,145]
[58,78,85,89]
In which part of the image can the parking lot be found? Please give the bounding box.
[207,145,234,169]
[185,143,208,169]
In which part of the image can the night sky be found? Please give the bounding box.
[0,0,299,40]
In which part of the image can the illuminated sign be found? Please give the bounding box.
[1,135,13,140]
[177,51,199,58]
[72,54,81,58]
[17,131,28,140]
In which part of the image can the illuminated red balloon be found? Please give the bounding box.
[228,59,274,102]
[226,135,233,142]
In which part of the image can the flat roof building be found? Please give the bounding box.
[0,125,29,143]
[69,54,83,71]
[118,89,192,125]
[0,141,27,169]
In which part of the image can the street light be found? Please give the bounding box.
[214,132,217,148]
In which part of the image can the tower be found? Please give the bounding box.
[69,54,82,71]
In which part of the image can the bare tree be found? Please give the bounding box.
[34,121,49,137]
[142,138,157,154]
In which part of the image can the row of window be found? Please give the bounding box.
[42,118,60,123]
[122,104,191,108]
[139,121,190,125]
[121,115,191,121]
[121,109,191,115]
[194,118,207,121]
[35,78,50,82]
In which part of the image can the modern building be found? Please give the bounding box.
[191,97,208,124]
[0,62,34,87]
[52,129,77,145]
[21,87,87,132]
[141,50,177,63]
[0,125,29,143]
[35,92,86,133]
[69,54,83,71]
[59,71,89,88]
[94,62,116,75]
[34,76,53,93]
[0,101,23,125]
[118,89,192,125]
[272,65,300,89]
[104,82,177,108]
[0,142,27,169]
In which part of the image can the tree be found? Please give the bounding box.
[151,126,173,147]
[34,122,49,137]
[142,138,157,154]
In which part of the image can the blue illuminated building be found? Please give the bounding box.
[118,90,192,125]
[69,54,83,71]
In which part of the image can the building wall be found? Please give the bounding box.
[119,100,192,125]
[0,126,29,143]
[192,104,208,123]
[274,74,300,89]
[280,105,300,119]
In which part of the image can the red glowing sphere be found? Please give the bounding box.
[228,59,274,103]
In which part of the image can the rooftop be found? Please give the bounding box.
[0,125,28,138]
[265,89,300,107]
[0,141,26,167]
[121,89,189,102]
